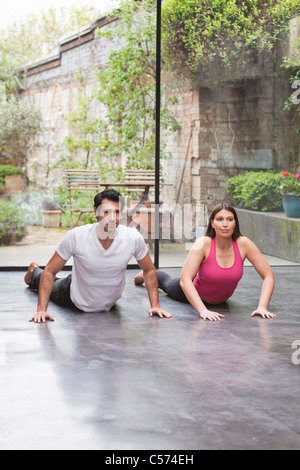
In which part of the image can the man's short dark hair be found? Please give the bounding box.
[94,188,125,210]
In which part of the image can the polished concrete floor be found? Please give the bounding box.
[1,266,300,450]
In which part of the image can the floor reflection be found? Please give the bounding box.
[0,267,300,449]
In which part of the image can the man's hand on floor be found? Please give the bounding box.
[148,307,172,318]
[29,311,55,323]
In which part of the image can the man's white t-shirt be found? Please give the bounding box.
[56,223,148,312]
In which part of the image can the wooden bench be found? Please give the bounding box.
[124,170,160,201]
[65,169,101,227]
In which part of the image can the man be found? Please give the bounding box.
[25,188,172,323]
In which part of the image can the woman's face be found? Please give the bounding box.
[211,209,236,238]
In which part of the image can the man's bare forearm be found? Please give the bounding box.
[143,268,160,308]
[37,270,55,312]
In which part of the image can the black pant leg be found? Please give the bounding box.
[157,270,188,303]
[28,267,79,310]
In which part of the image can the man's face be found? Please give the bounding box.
[95,198,122,237]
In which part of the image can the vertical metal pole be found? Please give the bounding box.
[154,0,161,269]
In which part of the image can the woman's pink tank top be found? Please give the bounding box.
[193,238,243,303]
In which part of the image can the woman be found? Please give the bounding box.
[135,203,276,321]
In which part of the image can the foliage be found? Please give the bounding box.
[56,187,97,227]
[0,199,26,245]
[161,0,300,84]
[280,171,300,195]
[11,189,93,228]
[64,74,124,181]
[0,164,20,186]
[91,0,181,170]
[42,195,63,211]
[64,73,96,169]
[0,5,101,95]
[281,33,300,170]
[0,96,42,173]
[12,191,44,226]
[12,190,65,226]
[65,0,181,172]
[226,171,284,211]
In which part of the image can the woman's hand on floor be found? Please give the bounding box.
[200,309,225,321]
[251,307,276,319]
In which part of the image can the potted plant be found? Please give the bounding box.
[281,172,300,218]
[41,196,62,227]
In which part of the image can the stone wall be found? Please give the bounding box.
[162,79,283,216]
[236,208,300,263]
[17,13,299,223]
[19,16,122,189]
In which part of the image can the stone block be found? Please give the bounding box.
[4,174,26,194]
[236,208,300,263]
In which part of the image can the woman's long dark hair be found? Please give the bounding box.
[206,203,242,241]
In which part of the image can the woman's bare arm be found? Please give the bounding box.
[180,237,225,321]
[239,237,276,319]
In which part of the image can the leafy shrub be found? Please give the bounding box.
[57,187,96,227]
[0,199,26,245]
[226,171,284,211]
[12,189,94,229]
[0,165,20,186]
[0,97,42,170]
[12,191,44,226]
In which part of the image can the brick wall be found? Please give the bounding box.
[18,13,299,225]
[19,16,122,189]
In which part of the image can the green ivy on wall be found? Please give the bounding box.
[95,0,181,170]
[161,0,300,84]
